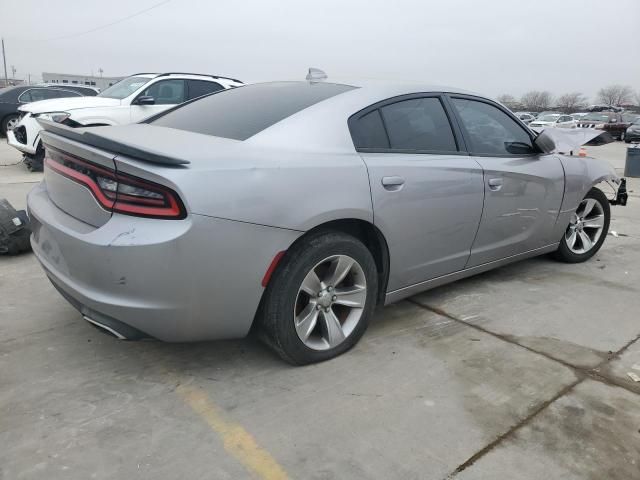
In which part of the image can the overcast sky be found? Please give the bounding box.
[1,0,638,101]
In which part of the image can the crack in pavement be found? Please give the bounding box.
[406,299,640,478]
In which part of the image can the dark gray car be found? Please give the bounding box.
[27,79,626,364]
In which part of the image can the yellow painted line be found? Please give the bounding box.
[176,383,289,480]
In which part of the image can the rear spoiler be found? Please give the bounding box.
[36,119,190,166]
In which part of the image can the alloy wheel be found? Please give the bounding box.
[294,254,367,351]
[6,116,19,131]
[565,197,605,254]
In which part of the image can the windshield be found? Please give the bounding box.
[538,115,560,122]
[98,76,153,99]
[581,113,611,122]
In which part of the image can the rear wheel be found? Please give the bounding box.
[554,187,610,263]
[259,231,378,365]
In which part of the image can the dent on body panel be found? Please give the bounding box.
[554,155,618,239]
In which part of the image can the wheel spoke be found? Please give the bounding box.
[580,198,596,218]
[295,303,319,342]
[578,231,593,251]
[333,285,366,308]
[300,269,322,296]
[324,256,354,287]
[583,215,604,229]
[566,230,577,248]
[319,308,346,347]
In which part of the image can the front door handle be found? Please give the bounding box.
[488,178,503,191]
[381,176,405,191]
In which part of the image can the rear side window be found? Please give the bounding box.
[452,98,534,155]
[150,81,356,140]
[350,110,389,149]
[187,80,223,100]
[380,98,457,151]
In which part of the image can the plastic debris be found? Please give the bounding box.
[627,372,640,383]
[610,231,619,238]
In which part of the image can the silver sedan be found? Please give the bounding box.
[27,78,626,364]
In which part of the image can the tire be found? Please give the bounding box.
[25,148,44,172]
[553,187,610,263]
[259,230,378,365]
[1,114,20,135]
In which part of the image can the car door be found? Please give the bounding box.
[129,79,187,122]
[448,95,565,268]
[351,94,485,291]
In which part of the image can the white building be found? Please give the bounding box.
[42,72,124,91]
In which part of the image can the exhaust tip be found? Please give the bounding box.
[83,316,128,339]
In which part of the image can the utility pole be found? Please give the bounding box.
[98,68,103,78]
[1,38,8,87]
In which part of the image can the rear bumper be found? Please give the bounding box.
[27,181,301,341]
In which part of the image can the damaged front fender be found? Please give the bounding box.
[552,154,624,240]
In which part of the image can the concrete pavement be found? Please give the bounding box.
[1,139,639,479]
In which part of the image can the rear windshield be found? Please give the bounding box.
[149,81,356,140]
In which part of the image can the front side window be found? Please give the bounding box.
[380,97,457,151]
[452,98,535,155]
[19,89,67,102]
[187,80,223,100]
[98,76,153,99]
[139,79,186,105]
[47,89,81,99]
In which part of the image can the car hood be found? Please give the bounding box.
[18,96,121,114]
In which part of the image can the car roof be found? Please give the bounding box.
[239,80,487,150]
[129,72,243,84]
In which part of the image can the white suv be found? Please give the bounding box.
[8,72,243,170]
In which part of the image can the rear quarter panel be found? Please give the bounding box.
[115,146,374,232]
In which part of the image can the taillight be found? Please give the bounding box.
[45,147,186,219]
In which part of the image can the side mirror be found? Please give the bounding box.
[135,96,155,105]
[534,130,556,154]
[505,141,536,155]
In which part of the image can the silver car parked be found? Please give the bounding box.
[28,77,626,364]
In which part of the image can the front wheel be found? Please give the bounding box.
[259,231,378,365]
[553,187,610,263]
[1,114,20,134]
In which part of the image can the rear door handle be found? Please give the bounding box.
[488,178,503,191]
[381,176,405,191]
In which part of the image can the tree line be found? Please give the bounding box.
[497,85,639,113]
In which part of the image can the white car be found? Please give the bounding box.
[8,72,243,170]
[529,113,576,131]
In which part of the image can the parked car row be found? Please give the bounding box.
[6,72,243,170]
[510,108,639,141]
[0,84,98,133]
